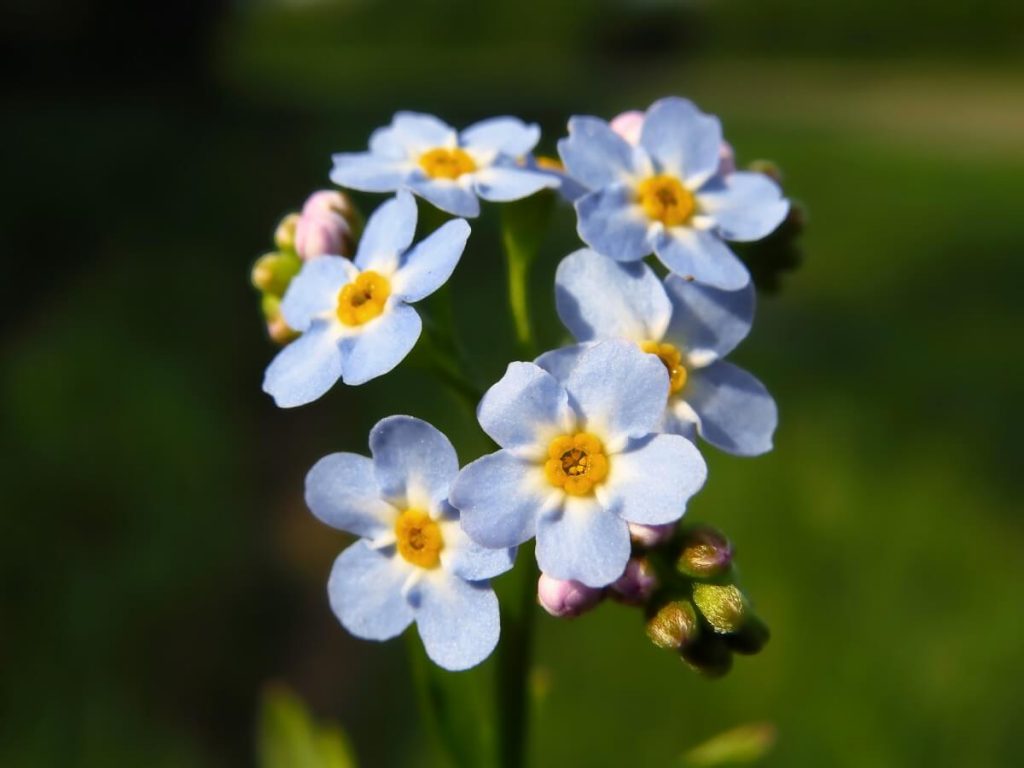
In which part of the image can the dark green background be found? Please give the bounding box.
[3,0,1023,765]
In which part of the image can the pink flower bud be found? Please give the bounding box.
[294,190,355,260]
[537,573,602,618]
[718,141,736,176]
[610,557,658,605]
[628,522,676,548]
[609,110,645,146]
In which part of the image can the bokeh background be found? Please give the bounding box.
[3,0,1023,765]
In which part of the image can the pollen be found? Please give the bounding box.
[394,509,444,569]
[544,432,609,496]
[636,174,696,227]
[533,155,565,172]
[336,271,391,326]
[640,340,688,394]
[419,147,477,180]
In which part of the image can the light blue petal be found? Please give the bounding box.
[369,416,459,510]
[555,248,670,342]
[305,452,397,537]
[640,97,722,187]
[408,178,480,218]
[263,321,343,408]
[476,362,573,453]
[450,451,546,548]
[558,116,643,189]
[473,166,557,202]
[328,541,413,641]
[392,218,470,303]
[416,574,500,671]
[534,343,588,385]
[565,340,667,445]
[663,398,699,442]
[330,153,409,192]
[443,523,516,581]
[599,434,706,525]
[373,112,457,156]
[654,227,750,291]
[697,171,789,242]
[461,117,540,156]
[686,361,777,456]
[339,302,422,385]
[535,496,630,587]
[663,275,755,363]
[576,186,652,263]
[354,191,418,273]
[280,256,357,332]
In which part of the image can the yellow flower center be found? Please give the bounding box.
[636,174,696,227]
[394,509,444,569]
[418,147,477,180]
[640,340,688,394]
[533,155,565,172]
[336,271,390,326]
[544,433,609,496]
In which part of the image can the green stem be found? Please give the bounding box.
[501,194,554,360]
[496,544,538,768]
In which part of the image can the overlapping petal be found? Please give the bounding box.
[663,275,755,366]
[653,227,750,291]
[640,97,722,187]
[462,117,541,157]
[305,452,397,538]
[575,186,652,263]
[558,116,646,189]
[391,218,470,302]
[686,362,777,456]
[535,496,631,588]
[473,166,557,202]
[279,256,357,332]
[407,178,481,218]
[476,363,574,455]
[697,171,789,242]
[339,302,422,385]
[369,416,459,511]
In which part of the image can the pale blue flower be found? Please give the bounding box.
[540,248,777,457]
[330,112,558,217]
[263,191,469,407]
[557,96,789,290]
[450,340,707,588]
[307,416,515,671]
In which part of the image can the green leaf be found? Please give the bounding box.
[682,722,776,766]
[258,683,357,768]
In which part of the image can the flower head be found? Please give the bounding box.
[294,190,356,260]
[539,249,777,456]
[263,191,469,407]
[330,112,558,217]
[306,416,515,671]
[450,340,707,588]
[558,97,789,290]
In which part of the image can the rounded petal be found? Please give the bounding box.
[461,117,540,157]
[263,321,343,408]
[376,112,457,155]
[663,397,699,442]
[639,97,722,187]
[408,178,480,218]
[473,166,557,202]
[280,256,357,332]
[697,171,789,242]
[416,573,500,671]
[558,116,644,189]
[354,191,418,273]
[535,496,630,588]
[328,541,414,641]
[391,218,470,303]
[330,153,409,192]
[305,452,398,537]
[555,248,670,343]
[440,515,516,581]
[575,186,652,263]
[598,434,706,525]
[339,303,422,385]
[369,415,459,511]
[476,362,574,455]
[686,361,777,456]
[534,343,588,385]
[663,275,755,365]
[653,228,750,291]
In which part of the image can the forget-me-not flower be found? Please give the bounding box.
[307,416,515,671]
[263,191,469,407]
[558,96,789,290]
[539,248,777,456]
[330,112,558,217]
[450,340,707,588]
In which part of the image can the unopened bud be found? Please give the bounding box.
[537,573,602,618]
[676,525,733,579]
[726,613,770,655]
[610,557,658,605]
[681,633,734,678]
[718,141,736,176]
[692,584,747,634]
[747,159,783,184]
[610,110,645,146]
[294,190,356,260]
[251,251,302,297]
[274,213,300,252]
[646,600,699,651]
[629,522,676,548]
[260,294,299,345]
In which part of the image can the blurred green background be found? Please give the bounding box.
[3,0,1023,765]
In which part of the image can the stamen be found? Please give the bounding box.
[545,432,609,496]
[419,147,477,180]
[394,509,444,569]
[640,340,688,394]
[636,175,696,227]
[336,271,391,326]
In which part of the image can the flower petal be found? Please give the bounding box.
[441,515,517,581]
[461,117,540,157]
[535,495,630,587]
[697,171,789,242]
[408,178,480,218]
[329,153,409,192]
[653,227,750,291]
[663,397,699,442]
[686,361,777,456]
[663,275,755,365]
[263,320,343,408]
[415,573,500,671]
[305,452,398,537]
[328,541,414,641]
[473,166,557,202]
[534,343,588,385]
[640,97,722,187]
[391,218,470,303]
[280,256,357,332]
[370,416,459,511]
[575,186,652,263]
[558,116,644,189]
[354,191,418,273]
[476,362,574,454]
[339,302,422,385]
[375,112,457,155]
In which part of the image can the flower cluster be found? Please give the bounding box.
[254,98,796,671]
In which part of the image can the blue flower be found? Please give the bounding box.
[307,416,515,671]
[450,340,707,588]
[330,112,558,217]
[540,248,777,457]
[557,97,789,290]
[263,191,469,407]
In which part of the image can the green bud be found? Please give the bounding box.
[680,633,734,678]
[646,600,699,651]
[725,613,770,655]
[692,584,747,634]
[676,524,733,579]
[274,213,300,252]
[252,251,302,297]
[747,159,783,183]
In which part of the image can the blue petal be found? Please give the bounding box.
[305,452,397,537]
[653,227,750,291]
[328,541,413,641]
[392,218,470,303]
[354,191,418,273]
[535,495,630,587]
[576,186,652,263]
[534,343,588,385]
[686,361,777,456]
[408,178,480,218]
[663,275,755,364]
[369,416,459,510]
[373,112,457,155]
[415,574,500,671]
[697,171,789,242]
[555,248,670,343]
[441,516,516,581]
[280,256,357,332]
[664,398,699,442]
[263,321,343,408]
[473,166,557,202]
[599,434,706,525]
[461,117,540,157]
[558,116,644,189]
[476,362,573,454]
[640,97,722,187]
[339,303,422,385]
[565,340,668,446]
[330,153,409,192]
[450,451,547,548]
